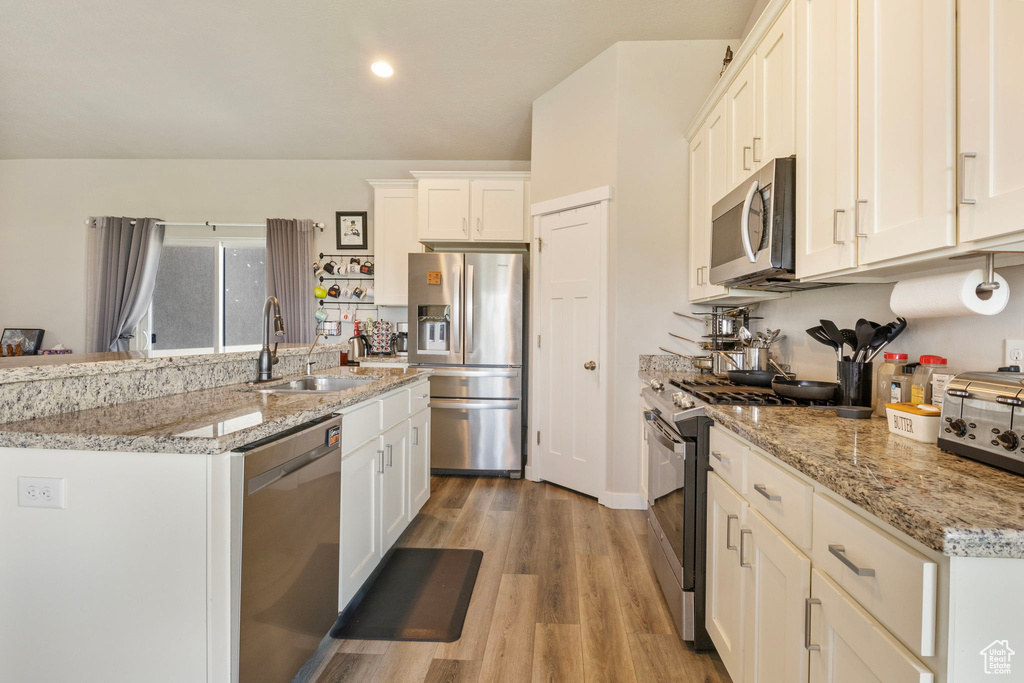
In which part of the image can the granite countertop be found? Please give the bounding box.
[639,356,1024,559]
[0,343,348,384]
[358,355,410,364]
[0,366,430,455]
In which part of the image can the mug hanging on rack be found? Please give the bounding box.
[359,260,374,275]
[348,257,361,274]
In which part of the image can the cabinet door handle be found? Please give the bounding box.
[753,483,782,502]
[377,449,385,474]
[855,199,869,237]
[412,426,419,446]
[711,450,730,463]
[462,217,468,234]
[476,216,482,234]
[726,514,739,550]
[752,137,762,163]
[696,266,703,286]
[739,528,753,568]
[386,443,393,467]
[832,209,845,245]
[804,598,822,651]
[959,152,978,205]
[743,146,752,171]
[828,544,876,577]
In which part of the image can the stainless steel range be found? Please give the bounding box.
[641,378,714,649]
[674,376,835,406]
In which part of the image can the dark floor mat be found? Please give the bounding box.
[330,548,483,642]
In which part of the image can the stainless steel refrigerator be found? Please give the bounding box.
[408,252,524,476]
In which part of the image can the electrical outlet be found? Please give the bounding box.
[1004,339,1024,368]
[18,477,66,509]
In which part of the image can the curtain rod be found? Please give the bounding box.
[84,219,325,232]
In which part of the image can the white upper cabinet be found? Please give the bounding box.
[755,2,795,164]
[795,0,859,279]
[418,178,471,241]
[415,172,530,243]
[958,0,1024,243]
[856,0,956,265]
[689,125,711,301]
[707,98,731,208]
[727,58,758,191]
[370,181,420,307]
[470,179,526,241]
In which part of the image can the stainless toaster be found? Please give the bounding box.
[937,371,1024,475]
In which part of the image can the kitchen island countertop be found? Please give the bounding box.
[640,356,1024,559]
[0,366,430,455]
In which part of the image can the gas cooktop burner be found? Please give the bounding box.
[670,378,835,407]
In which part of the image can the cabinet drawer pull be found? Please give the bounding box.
[754,483,782,502]
[855,199,869,237]
[711,450,730,463]
[377,449,385,474]
[832,209,845,245]
[739,528,752,568]
[828,544,876,577]
[743,146,752,171]
[752,137,762,163]
[804,598,822,651]
[726,514,739,550]
[959,152,977,205]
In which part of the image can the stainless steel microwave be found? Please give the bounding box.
[709,157,799,291]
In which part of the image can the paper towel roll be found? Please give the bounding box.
[890,268,1009,318]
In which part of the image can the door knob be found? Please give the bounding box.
[584,361,597,370]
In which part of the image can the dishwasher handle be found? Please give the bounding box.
[247,441,338,495]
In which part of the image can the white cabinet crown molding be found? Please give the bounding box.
[685,0,793,141]
[410,170,531,181]
[367,179,418,188]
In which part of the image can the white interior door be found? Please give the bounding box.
[958,0,1024,243]
[535,203,605,498]
[856,0,956,264]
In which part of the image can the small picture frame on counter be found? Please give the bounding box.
[1,328,45,355]
[336,211,368,250]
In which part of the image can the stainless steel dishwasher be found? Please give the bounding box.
[232,414,342,683]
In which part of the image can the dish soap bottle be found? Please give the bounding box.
[911,355,948,405]
[875,352,908,416]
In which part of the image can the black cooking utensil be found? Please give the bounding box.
[771,379,840,401]
[806,326,836,349]
[727,369,793,388]
[840,329,858,358]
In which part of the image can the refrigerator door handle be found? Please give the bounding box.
[453,265,461,354]
[466,264,475,354]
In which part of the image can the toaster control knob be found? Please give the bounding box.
[998,430,1020,451]
[948,419,968,438]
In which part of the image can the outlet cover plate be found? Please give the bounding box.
[1004,339,1024,368]
[18,477,66,509]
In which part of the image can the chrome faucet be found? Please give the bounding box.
[257,296,285,382]
[305,333,327,375]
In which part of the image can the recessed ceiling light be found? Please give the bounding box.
[371,61,394,78]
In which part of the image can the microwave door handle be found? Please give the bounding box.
[740,180,760,264]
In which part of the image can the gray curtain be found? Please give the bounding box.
[86,217,165,352]
[266,218,315,344]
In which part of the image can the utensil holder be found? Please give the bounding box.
[837,360,873,407]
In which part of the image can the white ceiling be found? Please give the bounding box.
[0,0,757,160]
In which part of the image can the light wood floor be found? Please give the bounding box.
[302,476,730,683]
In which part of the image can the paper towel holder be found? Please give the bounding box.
[951,252,1001,299]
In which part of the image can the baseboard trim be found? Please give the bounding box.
[524,465,540,482]
[598,491,647,510]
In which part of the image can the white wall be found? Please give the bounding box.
[751,265,1024,381]
[0,159,528,351]
[531,40,731,502]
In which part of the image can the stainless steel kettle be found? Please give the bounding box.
[348,334,369,361]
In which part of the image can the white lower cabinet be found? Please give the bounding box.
[808,569,933,682]
[707,472,748,682]
[340,439,382,607]
[742,507,811,683]
[408,408,430,519]
[339,380,430,609]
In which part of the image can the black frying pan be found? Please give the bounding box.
[771,379,839,401]
[727,369,794,388]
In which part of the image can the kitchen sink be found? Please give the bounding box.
[252,375,377,394]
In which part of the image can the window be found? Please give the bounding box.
[143,238,266,354]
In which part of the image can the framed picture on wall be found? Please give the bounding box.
[1,328,45,355]
[336,211,368,250]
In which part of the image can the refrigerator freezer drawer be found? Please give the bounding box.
[428,366,522,400]
[429,398,522,472]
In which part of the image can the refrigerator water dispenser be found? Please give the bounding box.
[417,305,451,353]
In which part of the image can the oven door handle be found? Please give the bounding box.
[740,179,761,263]
[644,414,687,454]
